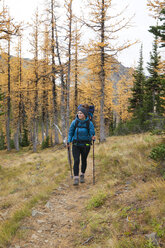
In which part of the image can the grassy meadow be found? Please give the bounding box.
[0,132,164,247]
[0,145,68,246]
[75,133,165,247]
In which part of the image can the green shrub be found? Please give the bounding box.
[150,144,165,161]
[113,116,165,136]
[113,119,148,136]
[86,191,107,210]
[41,136,49,149]
[20,129,30,147]
[0,131,5,150]
[10,139,15,149]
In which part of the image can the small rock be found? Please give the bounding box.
[45,201,51,209]
[145,232,159,246]
[78,195,89,199]
[125,181,131,185]
[115,191,122,195]
[31,234,38,239]
[32,210,43,217]
[37,219,45,224]
[65,205,76,210]
[20,226,30,230]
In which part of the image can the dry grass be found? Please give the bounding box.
[0,133,164,247]
[0,145,68,246]
[76,133,165,248]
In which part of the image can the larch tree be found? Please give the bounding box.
[6,15,11,150]
[84,0,134,142]
[71,21,82,116]
[30,8,41,152]
[41,23,50,144]
[113,71,134,123]
[4,12,19,150]
[148,0,165,17]
[54,12,66,143]
[0,50,7,139]
[0,87,3,116]
[11,29,26,151]
[65,0,73,135]
[50,0,59,144]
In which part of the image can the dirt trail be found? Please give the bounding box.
[11,160,94,248]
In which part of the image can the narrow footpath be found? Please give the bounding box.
[11,160,94,248]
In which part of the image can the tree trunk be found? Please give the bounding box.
[46,113,49,138]
[99,0,106,142]
[41,118,44,143]
[74,23,78,115]
[55,18,66,143]
[33,118,37,152]
[6,36,11,151]
[14,123,19,151]
[51,0,59,144]
[32,10,40,152]
[66,0,73,135]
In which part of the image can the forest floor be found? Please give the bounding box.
[0,133,165,248]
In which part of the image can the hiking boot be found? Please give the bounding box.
[80,174,85,183]
[73,178,79,186]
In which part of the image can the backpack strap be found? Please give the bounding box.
[86,119,90,134]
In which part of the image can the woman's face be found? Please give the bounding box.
[77,111,85,120]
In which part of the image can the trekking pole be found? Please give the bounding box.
[67,145,73,179]
[92,140,95,185]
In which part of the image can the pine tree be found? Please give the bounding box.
[149,8,165,48]
[128,45,146,121]
[145,35,164,115]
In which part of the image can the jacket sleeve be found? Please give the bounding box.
[89,121,95,138]
[67,120,76,143]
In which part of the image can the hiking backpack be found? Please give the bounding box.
[77,104,95,119]
[74,104,95,135]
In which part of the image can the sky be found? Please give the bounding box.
[4,0,157,72]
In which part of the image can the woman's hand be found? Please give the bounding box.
[92,136,96,141]
[66,142,70,148]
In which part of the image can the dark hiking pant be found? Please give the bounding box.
[72,145,90,176]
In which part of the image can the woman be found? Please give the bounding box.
[67,106,95,185]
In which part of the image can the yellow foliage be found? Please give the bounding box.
[147,0,165,17]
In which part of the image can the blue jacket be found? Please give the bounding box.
[68,116,95,144]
